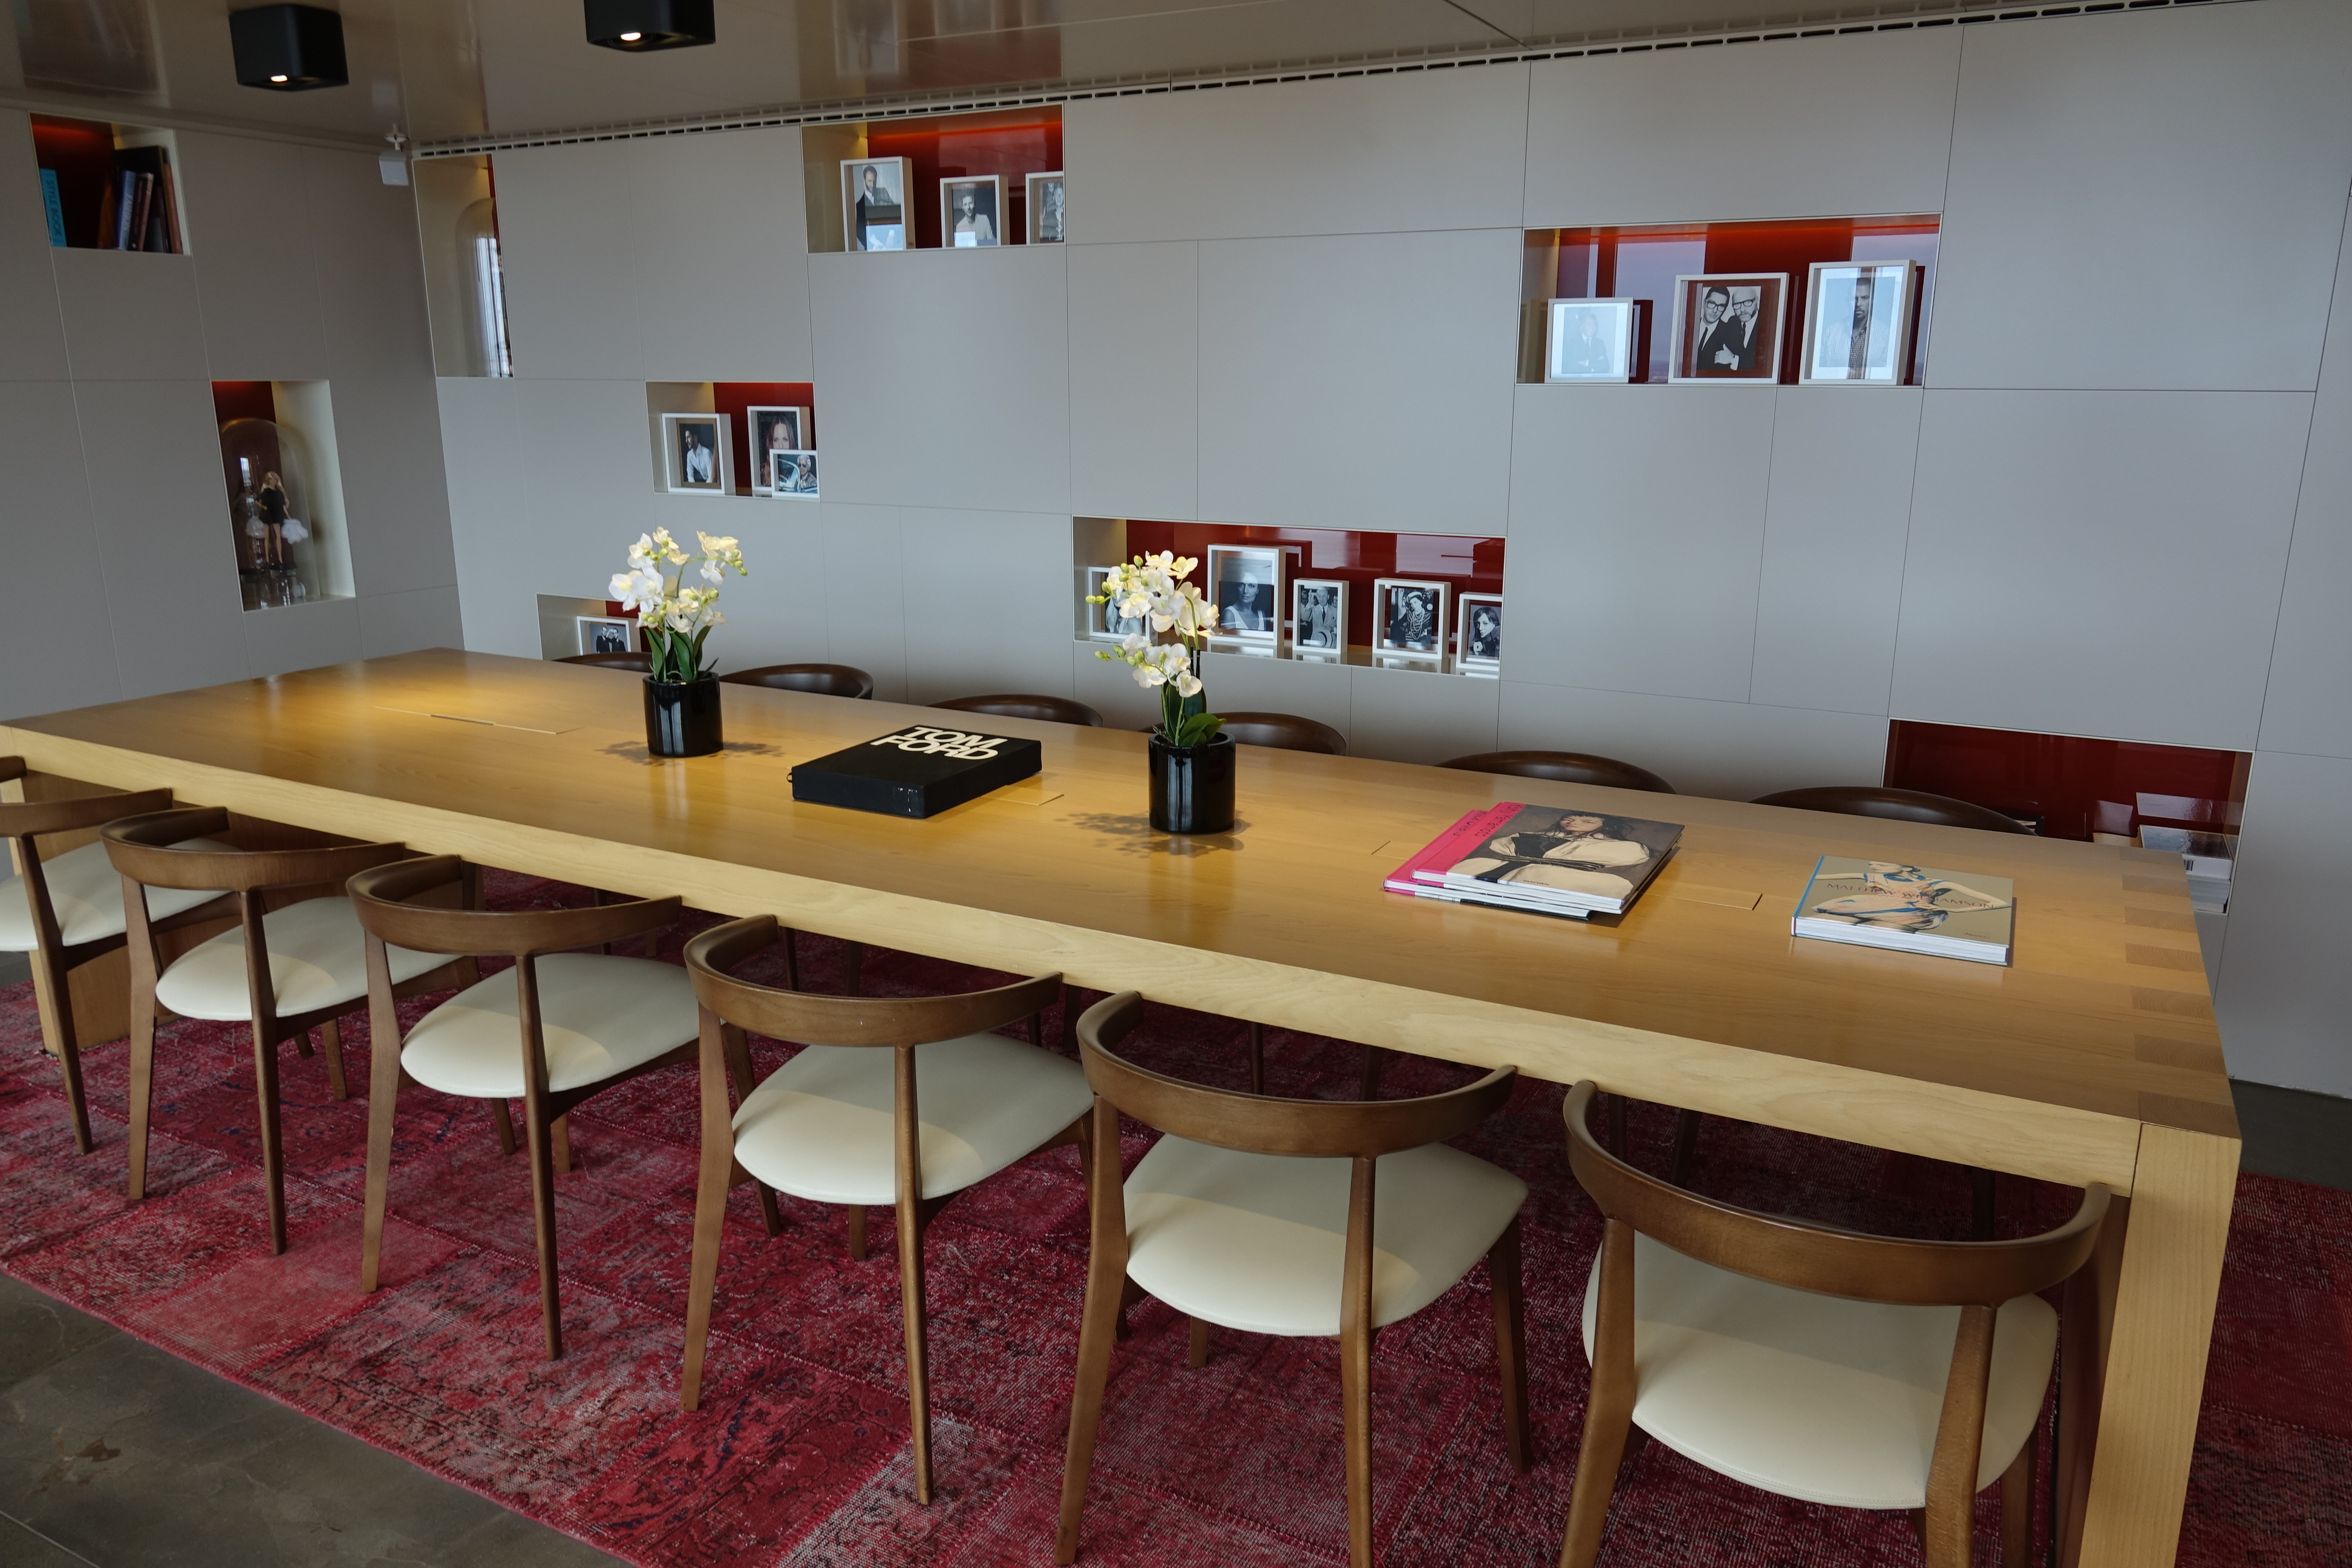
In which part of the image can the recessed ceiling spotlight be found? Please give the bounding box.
[229,4,350,92]
[584,0,714,51]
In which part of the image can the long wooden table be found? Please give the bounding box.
[1,649,2236,1567]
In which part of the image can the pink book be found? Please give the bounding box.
[1382,805,1520,897]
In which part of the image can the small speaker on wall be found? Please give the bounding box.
[584,0,716,51]
[229,5,349,91]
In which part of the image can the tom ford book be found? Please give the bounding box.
[790,725,1041,818]
[1791,857,2015,965]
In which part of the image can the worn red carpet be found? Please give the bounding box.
[0,872,2344,1566]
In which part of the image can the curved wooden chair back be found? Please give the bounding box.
[1749,785,2028,834]
[1217,712,1347,756]
[557,651,652,671]
[103,807,409,893]
[1441,750,1676,794]
[684,913,1059,1047]
[929,693,1105,728]
[719,663,875,698]
[348,855,679,957]
[0,768,177,844]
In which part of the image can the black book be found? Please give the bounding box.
[791,725,1041,818]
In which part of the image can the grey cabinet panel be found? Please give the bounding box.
[818,503,907,703]
[2213,750,2352,1093]
[633,128,812,382]
[177,132,326,382]
[1348,662,1501,765]
[53,249,207,381]
[1498,681,1889,803]
[243,595,361,679]
[0,111,69,381]
[1197,649,1353,738]
[494,140,650,379]
[0,382,117,716]
[438,377,541,659]
[899,509,1076,706]
[359,586,466,659]
[1070,241,1198,521]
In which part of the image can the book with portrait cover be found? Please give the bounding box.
[1791,857,2014,965]
[791,725,1041,819]
[1423,803,1684,915]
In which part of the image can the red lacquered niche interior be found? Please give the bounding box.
[710,382,818,494]
[864,115,1061,251]
[1122,521,1503,654]
[1884,719,2250,841]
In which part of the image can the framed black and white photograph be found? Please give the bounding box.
[940,175,1004,249]
[1799,260,1918,386]
[1546,298,1638,383]
[748,406,810,493]
[575,615,635,656]
[769,449,818,498]
[1669,273,1788,384]
[661,412,730,495]
[1374,577,1448,657]
[1207,544,1281,642]
[1027,171,1065,244]
[1457,593,1503,666]
[1085,565,1148,641]
[1290,578,1347,653]
[842,157,912,252]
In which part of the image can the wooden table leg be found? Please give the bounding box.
[2072,1123,2238,1568]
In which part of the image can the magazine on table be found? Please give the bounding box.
[1382,802,1683,920]
[1791,857,2015,965]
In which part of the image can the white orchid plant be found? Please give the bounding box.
[1086,552,1224,747]
[609,528,748,685]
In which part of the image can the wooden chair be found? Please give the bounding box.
[1218,711,1347,755]
[0,765,235,1154]
[556,651,653,672]
[100,809,478,1253]
[1058,991,1530,1568]
[680,915,1090,1502]
[1557,1080,2108,1568]
[719,662,875,698]
[1750,785,2028,835]
[929,693,1103,727]
[348,855,696,1359]
[1442,750,1676,795]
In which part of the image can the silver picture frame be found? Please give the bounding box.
[769,448,818,499]
[1798,260,1919,386]
[746,406,810,494]
[1456,592,1503,667]
[1026,171,1065,244]
[940,174,1005,249]
[1085,564,1148,641]
[842,157,912,252]
[1668,272,1788,385]
[1206,544,1282,643]
[1373,577,1448,657]
[1545,298,1638,384]
[660,411,731,495]
[574,615,635,656]
[1290,578,1348,654]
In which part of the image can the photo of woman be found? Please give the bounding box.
[1376,579,1448,655]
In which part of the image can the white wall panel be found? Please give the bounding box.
[632,128,812,382]
[493,140,650,379]
[53,250,207,381]
[0,111,71,382]
[176,131,326,381]
[358,585,466,659]
[440,377,554,659]
[1933,1,2352,391]
[1069,241,1197,521]
[809,248,1070,515]
[243,595,361,678]
[1348,663,1500,765]
[690,501,831,673]
[0,382,117,718]
[1498,681,1889,802]
[1505,384,1775,701]
[1749,387,1922,715]
[1065,65,1530,244]
[898,509,1075,706]
[309,147,440,381]
[2213,750,2352,1093]
[1197,650,1353,737]
[1200,229,1517,533]
[1894,391,2310,751]
[818,504,907,703]
[1523,31,1959,226]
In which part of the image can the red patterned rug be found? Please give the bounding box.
[0,872,2344,1566]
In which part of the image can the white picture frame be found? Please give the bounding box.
[1290,578,1347,654]
[842,157,912,252]
[660,411,730,495]
[940,174,1005,249]
[1545,298,1638,383]
[1085,565,1148,641]
[575,615,636,656]
[1206,544,1282,642]
[1373,577,1448,657]
[1668,272,1788,385]
[769,448,818,499]
[1456,592,1503,667]
[1798,260,1919,386]
[746,406,811,493]
[1026,171,1065,244]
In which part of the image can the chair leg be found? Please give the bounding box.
[252,1021,289,1255]
[1607,1094,1628,1160]
[1340,1285,1374,1568]
[781,927,800,991]
[1560,1221,1637,1568]
[898,1186,933,1504]
[848,1204,868,1261]
[126,996,157,1201]
[318,1018,348,1101]
[681,1043,737,1413]
[844,942,863,997]
[1971,1166,1997,1240]
[550,1114,573,1174]
[2001,1428,2034,1564]
[1359,1044,1382,1100]
[1188,1315,1210,1368]
[491,1099,517,1157]
[359,1014,403,1293]
[1491,1217,1532,1472]
[1246,1022,1265,1096]
[714,1023,783,1236]
[1055,1267,1129,1564]
[522,1100,565,1359]
[1115,1274,1146,1342]
[31,946,93,1155]
[1669,1109,1700,1187]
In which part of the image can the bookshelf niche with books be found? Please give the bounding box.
[30,115,191,253]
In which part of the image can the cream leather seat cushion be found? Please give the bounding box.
[1124,1137,1528,1338]
[400,954,697,1100]
[1582,1231,2056,1511]
[156,895,443,1021]
[0,838,234,951]
[732,1034,1091,1206]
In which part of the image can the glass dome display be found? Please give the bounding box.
[219,416,319,610]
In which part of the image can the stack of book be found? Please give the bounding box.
[94,145,184,253]
[1791,857,2014,965]
[1384,802,1682,920]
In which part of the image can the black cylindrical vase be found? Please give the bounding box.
[1149,731,1235,834]
[644,676,724,757]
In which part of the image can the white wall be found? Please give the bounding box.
[439,1,2352,1092]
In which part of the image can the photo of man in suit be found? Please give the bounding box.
[679,422,715,486]
[1699,286,1754,373]
[852,162,904,251]
[1551,302,1624,379]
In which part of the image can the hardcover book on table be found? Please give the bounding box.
[1422,803,1683,915]
[790,725,1041,819]
[1791,857,2015,965]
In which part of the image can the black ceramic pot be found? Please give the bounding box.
[1149,731,1235,834]
[644,676,724,758]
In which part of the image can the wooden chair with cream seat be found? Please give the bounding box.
[0,766,235,1155]
[1058,991,1531,1568]
[1557,1081,2108,1568]
[1749,785,2028,835]
[556,651,653,672]
[678,914,1091,1502]
[100,809,479,1253]
[1218,711,1347,756]
[929,693,1103,727]
[719,662,875,698]
[347,855,699,1359]
[1442,750,1677,795]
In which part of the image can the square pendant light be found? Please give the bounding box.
[229,4,349,91]
[585,0,716,51]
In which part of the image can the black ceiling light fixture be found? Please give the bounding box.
[229,4,349,91]
[585,0,716,51]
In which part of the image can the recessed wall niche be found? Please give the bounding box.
[413,154,513,376]
[212,381,353,611]
[28,114,191,252]
[644,382,819,498]
[803,106,1062,254]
